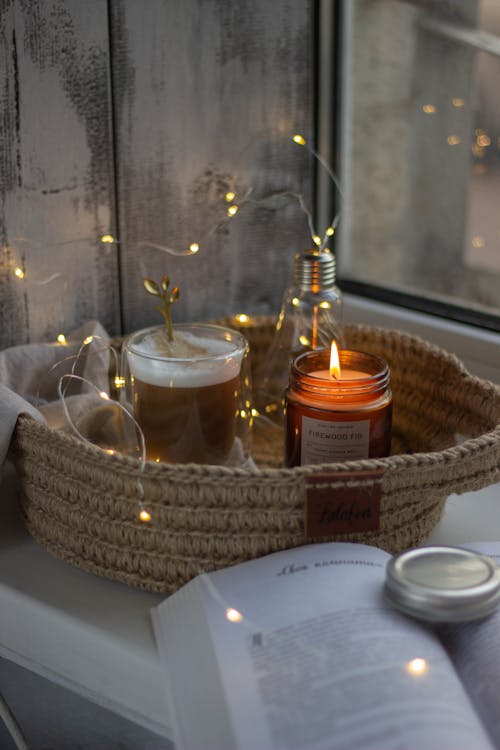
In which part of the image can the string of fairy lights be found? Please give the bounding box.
[6,110,499,301]
[3,133,344,525]
[5,117,498,522]
[5,133,339,300]
[4,133,343,384]
[49,334,152,523]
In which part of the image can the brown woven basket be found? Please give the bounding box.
[11,320,500,593]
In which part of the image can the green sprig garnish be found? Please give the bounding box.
[143,275,180,342]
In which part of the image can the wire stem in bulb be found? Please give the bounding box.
[312,305,319,350]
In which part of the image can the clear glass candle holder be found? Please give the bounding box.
[122,323,251,465]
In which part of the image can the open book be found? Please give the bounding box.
[152,541,500,750]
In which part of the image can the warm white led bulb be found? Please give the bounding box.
[235,313,250,323]
[477,134,491,147]
[406,658,428,676]
[226,608,243,622]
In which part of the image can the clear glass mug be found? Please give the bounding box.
[122,323,252,465]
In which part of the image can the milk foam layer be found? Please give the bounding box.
[127,326,245,387]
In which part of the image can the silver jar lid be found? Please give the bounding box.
[384,546,500,622]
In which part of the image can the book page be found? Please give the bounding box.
[153,542,494,750]
[438,541,500,749]
[152,580,239,750]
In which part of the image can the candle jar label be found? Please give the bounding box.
[301,416,370,464]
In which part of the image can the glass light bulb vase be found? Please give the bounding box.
[255,249,344,423]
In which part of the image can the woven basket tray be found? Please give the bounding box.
[11,320,500,593]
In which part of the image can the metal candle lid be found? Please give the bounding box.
[384,546,500,623]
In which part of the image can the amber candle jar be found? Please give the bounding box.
[285,349,392,467]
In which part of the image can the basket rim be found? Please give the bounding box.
[14,410,500,480]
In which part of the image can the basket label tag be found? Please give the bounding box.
[305,470,383,539]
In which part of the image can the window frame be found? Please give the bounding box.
[315,0,500,347]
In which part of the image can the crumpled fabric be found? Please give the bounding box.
[0,320,110,406]
[0,320,110,472]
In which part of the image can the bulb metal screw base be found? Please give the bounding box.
[294,249,336,292]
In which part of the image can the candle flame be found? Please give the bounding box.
[329,340,341,379]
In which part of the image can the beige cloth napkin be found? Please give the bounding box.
[0,320,110,470]
[0,384,45,466]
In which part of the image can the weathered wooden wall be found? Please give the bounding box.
[0,0,313,348]
[110,0,314,332]
[0,0,120,348]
